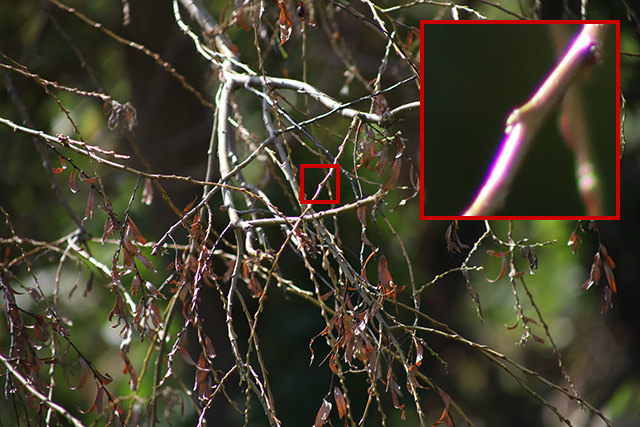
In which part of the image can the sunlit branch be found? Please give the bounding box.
[245,191,384,227]
[230,73,383,123]
[462,24,609,216]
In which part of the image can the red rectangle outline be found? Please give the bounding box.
[419,19,621,221]
[300,163,341,204]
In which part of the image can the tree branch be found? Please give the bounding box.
[462,24,609,216]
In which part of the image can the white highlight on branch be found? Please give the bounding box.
[461,24,608,216]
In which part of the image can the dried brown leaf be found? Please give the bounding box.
[445,220,468,254]
[334,387,346,419]
[179,347,197,366]
[120,350,138,390]
[483,250,508,283]
[52,156,67,174]
[433,389,454,427]
[603,262,617,293]
[567,230,582,253]
[131,274,140,297]
[314,398,332,427]
[377,254,393,292]
[356,205,367,226]
[277,0,292,45]
[382,157,401,191]
[79,175,98,184]
[505,320,519,330]
[84,272,94,297]
[67,357,89,390]
[136,252,156,273]
[204,336,216,359]
[127,217,147,244]
[69,169,78,193]
[141,178,153,205]
[532,334,546,344]
[85,190,94,220]
[360,134,375,169]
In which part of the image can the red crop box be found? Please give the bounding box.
[300,164,340,205]
[420,20,620,220]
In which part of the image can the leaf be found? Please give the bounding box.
[196,353,209,400]
[382,157,401,191]
[600,243,616,269]
[148,301,163,327]
[296,1,307,23]
[413,338,424,367]
[361,251,376,285]
[95,382,105,414]
[601,285,613,314]
[85,190,95,220]
[249,272,263,297]
[68,357,89,390]
[483,250,508,283]
[406,27,415,48]
[314,398,332,427]
[190,217,202,243]
[376,145,390,176]
[120,350,138,390]
[122,238,137,268]
[51,156,67,174]
[505,320,519,330]
[374,93,388,116]
[141,178,154,205]
[145,281,164,299]
[298,0,316,27]
[277,0,292,46]
[84,272,94,297]
[567,230,582,253]
[204,336,216,359]
[81,382,100,414]
[359,131,376,169]
[532,334,546,344]
[108,294,127,329]
[582,279,595,291]
[329,353,339,375]
[356,205,367,226]
[377,254,393,293]
[603,262,617,293]
[136,252,156,273]
[407,364,420,393]
[387,366,403,409]
[178,347,197,366]
[520,246,538,273]
[80,175,98,184]
[445,220,468,254]
[334,387,346,419]
[393,132,406,156]
[588,252,601,285]
[69,169,78,193]
[131,274,140,296]
[433,389,453,427]
[127,217,147,244]
[102,216,115,243]
[183,197,197,213]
